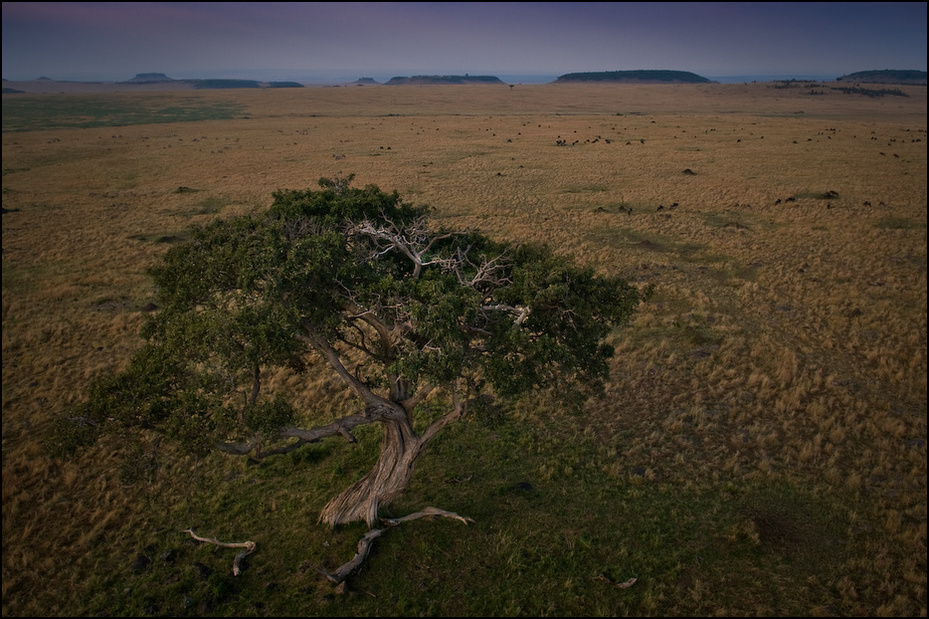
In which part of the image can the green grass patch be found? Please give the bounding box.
[2,95,245,132]
[875,216,925,230]
[49,416,854,617]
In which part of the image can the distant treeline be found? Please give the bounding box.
[832,86,908,98]
[555,70,712,84]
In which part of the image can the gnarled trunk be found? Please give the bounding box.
[319,411,423,528]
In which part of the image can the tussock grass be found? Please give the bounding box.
[3,83,926,616]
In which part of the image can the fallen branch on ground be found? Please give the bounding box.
[593,573,638,588]
[182,528,256,576]
[382,506,476,527]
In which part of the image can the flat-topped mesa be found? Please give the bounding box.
[121,72,176,83]
[384,75,506,85]
[555,70,713,84]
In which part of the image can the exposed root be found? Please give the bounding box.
[317,527,387,585]
[317,507,474,585]
[183,528,256,576]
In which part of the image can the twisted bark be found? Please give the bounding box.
[319,408,423,528]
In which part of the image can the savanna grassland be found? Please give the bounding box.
[2,82,926,617]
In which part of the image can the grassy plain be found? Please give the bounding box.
[2,82,926,616]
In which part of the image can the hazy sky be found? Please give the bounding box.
[2,2,926,83]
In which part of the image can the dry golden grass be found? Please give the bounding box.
[3,82,926,615]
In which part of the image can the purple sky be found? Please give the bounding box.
[2,2,926,83]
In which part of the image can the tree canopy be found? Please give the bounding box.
[57,176,642,581]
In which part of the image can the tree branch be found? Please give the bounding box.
[297,324,381,406]
[481,303,531,326]
[213,409,385,457]
[352,217,456,279]
[402,382,435,412]
[419,389,466,445]
[247,365,261,407]
[342,298,405,356]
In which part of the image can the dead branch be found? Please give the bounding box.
[593,573,638,588]
[183,529,256,576]
[382,506,475,526]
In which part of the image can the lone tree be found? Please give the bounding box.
[58,176,642,582]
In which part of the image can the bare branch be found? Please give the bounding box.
[213,409,383,457]
[382,506,475,527]
[214,434,261,456]
[351,217,456,279]
[402,382,435,412]
[481,303,531,325]
[297,324,381,406]
[341,298,407,354]
[277,411,374,442]
[453,246,511,290]
[419,389,466,445]
[182,529,256,576]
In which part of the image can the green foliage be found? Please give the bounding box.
[58,175,640,459]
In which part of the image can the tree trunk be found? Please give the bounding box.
[319,411,423,528]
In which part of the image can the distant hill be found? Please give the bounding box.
[265,81,305,89]
[384,75,505,85]
[555,70,713,84]
[110,74,304,90]
[1,75,305,94]
[353,77,380,85]
[836,70,927,85]
[121,73,175,83]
